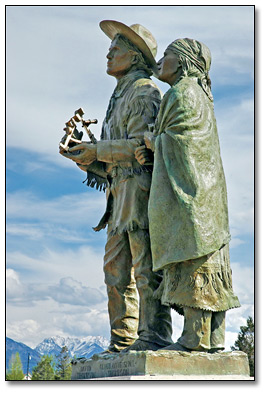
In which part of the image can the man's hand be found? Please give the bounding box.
[60,142,97,165]
[135,145,153,165]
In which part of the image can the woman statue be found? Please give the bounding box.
[135,38,240,352]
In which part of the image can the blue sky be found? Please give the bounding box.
[5,4,254,353]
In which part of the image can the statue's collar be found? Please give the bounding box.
[114,70,149,98]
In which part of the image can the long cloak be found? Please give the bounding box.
[149,77,231,272]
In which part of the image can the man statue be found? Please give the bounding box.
[60,20,172,353]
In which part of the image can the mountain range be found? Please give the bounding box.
[6,335,109,374]
[6,337,41,375]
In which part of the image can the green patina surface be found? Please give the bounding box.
[149,77,231,272]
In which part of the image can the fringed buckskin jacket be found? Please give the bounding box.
[80,70,161,235]
[149,76,231,272]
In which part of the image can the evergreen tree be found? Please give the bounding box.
[231,316,254,376]
[31,355,55,380]
[55,346,72,380]
[6,352,24,380]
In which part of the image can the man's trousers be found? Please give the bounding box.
[103,226,173,350]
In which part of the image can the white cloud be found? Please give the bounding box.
[6,298,110,349]
[7,244,105,287]
[230,262,254,305]
[7,319,41,347]
[6,5,254,161]
[6,188,106,251]
[6,190,106,227]
[215,98,254,240]
[6,261,253,351]
[6,223,46,240]
[6,189,107,252]
[6,222,91,243]
[6,269,106,307]
[6,189,107,291]
[225,331,239,352]
[48,277,106,306]
[59,308,110,340]
[6,269,25,301]
[229,238,245,249]
[226,304,254,332]
[217,98,254,140]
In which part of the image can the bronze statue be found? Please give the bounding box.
[60,20,172,353]
[135,38,240,352]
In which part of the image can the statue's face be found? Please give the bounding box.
[106,38,135,79]
[157,49,180,85]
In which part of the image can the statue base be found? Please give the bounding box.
[71,350,250,380]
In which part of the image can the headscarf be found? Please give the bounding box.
[168,38,213,102]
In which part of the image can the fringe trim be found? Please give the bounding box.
[109,221,149,236]
[83,171,108,192]
[154,266,241,313]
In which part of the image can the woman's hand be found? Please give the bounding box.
[135,145,154,165]
[144,132,156,151]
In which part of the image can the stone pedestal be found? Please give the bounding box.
[71,350,250,380]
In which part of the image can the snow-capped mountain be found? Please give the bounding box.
[6,335,110,373]
[34,335,109,358]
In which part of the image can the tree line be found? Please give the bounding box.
[230,315,254,377]
[6,346,72,380]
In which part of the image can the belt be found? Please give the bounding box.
[110,164,152,178]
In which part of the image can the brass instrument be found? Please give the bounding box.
[59,108,98,151]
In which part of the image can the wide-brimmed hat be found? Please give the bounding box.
[100,20,158,71]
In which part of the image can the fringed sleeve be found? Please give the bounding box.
[77,161,108,192]
[124,83,161,139]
